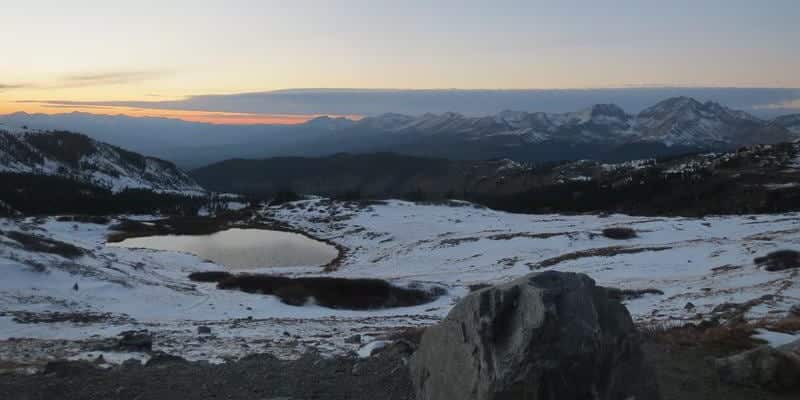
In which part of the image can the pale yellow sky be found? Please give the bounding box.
[2,0,798,123]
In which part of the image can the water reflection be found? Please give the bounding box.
[109,228,338,270]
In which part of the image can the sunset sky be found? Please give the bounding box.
[2,0,799,124]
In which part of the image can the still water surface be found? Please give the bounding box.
[109,228,338,270]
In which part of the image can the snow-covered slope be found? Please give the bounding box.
[0,128,204,194]
[1,201,799,366]
[634,97,792,147]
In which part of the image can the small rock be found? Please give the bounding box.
[117,330,152,352]
[43,360,97,376]
[715,341,800,391]
[121,358,142,369]
[197,326,212,335]
[684,302,696,310]
[790,304,800,317]
[145,353,188,368]
[345,334,362,344]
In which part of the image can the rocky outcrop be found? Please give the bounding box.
[409,271,659,400]
[715,338,800,392]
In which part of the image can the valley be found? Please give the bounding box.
[2,198,799,372]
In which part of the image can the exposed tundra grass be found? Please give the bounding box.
[755,250,800,271]
[529,245,672,269]
[188,271,234,283]
[3,230,85,258]
[602,227,638,240]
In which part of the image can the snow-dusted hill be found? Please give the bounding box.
[0,128,204,194]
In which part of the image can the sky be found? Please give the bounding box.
[1,0,799,124]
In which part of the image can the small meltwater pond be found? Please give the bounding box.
[109,228,338,270]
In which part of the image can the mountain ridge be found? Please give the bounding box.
[3,97,798,167]
[0,128,204,194]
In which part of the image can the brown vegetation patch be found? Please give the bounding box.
[529,245,672,269]
[437,237,480,247]
[607,287,664,301]
[55,215,111,225]
[642,321,764,355]
[188,271,234,283]
[712,264,743,274]
[487,231,577,240]
[710,294,777,322]
[643,314,800,356]
[602,227,638,240]
[215,275,445,310]
[3,230,85,259]
[4,311,130,325]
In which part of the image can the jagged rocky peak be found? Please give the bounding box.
[588,103,630,120]
[638,96,754,122]
[304,115,356,130]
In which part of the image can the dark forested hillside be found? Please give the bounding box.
[0,173,206,216]
[193,142,800,216]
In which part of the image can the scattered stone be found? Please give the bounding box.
[409,271,660,400]
[197,326,212,335]
[685,302,696,310]
[116,330,152,352]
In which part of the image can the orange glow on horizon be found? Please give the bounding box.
[0,102,362,125]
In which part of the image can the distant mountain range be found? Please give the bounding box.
[2,116,799,216]
[3,97,799,168]
[0,128,203,194]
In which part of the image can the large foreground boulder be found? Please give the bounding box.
[409,271,659,400]
[715,338,800,391]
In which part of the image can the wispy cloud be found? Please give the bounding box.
[59,70,170,87]
[0,83,31,91]
[754,98,800,111]
[18,87,800,117]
